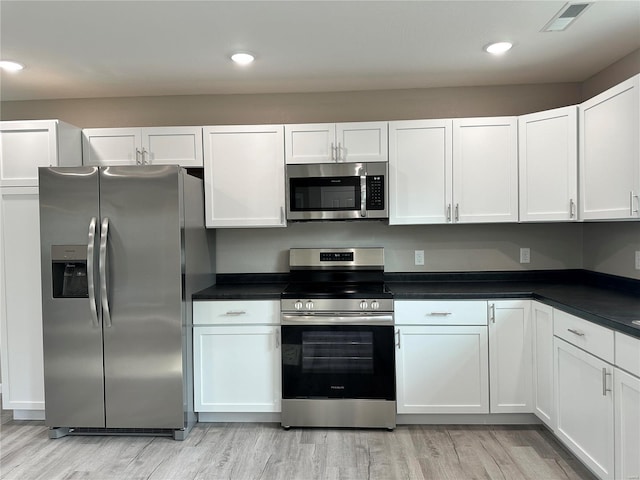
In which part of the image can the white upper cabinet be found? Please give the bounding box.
[82,126,203,167]
[284,121,388,164]
[519,106,578,222]
[389,119,453,224]
[0,120,81,187]
[579,74,640,220]
[452,117,519,223]
[203,125,286,228]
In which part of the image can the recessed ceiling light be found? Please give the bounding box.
[0,60,25,72]
[230,53,255,65]
[484,42,513,55]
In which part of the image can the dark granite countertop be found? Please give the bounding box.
[193,270,640,338]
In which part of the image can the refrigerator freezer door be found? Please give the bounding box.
[99,166,185,428]
[39,166,105,427]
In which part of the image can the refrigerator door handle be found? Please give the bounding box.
[100,217,112,328]
[87,217,100,327]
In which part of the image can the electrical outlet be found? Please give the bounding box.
[635,251,640,270]
[415,250,425,266]
[520,247,531,264]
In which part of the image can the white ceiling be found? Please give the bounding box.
[1,0,639,101]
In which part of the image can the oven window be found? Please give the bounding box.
[302,331,374,374]
[289,176,360,211]
[281,325,395,400]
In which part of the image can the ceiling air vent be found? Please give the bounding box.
[542,3,592,32]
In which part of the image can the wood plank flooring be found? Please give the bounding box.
[1,407,597,479]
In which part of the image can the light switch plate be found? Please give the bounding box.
[415,250,425,266]
[635,251,640,270]
[520,248,531,264]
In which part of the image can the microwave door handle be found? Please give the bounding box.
[360,168,367,217]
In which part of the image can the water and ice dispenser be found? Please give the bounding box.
[51,245,89,298]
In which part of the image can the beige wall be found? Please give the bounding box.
[1,83,581,127]
[582,49,640,100]
[216,222,583,274]
[582,223,640,280]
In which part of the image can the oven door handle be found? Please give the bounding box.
[281,313,394,326]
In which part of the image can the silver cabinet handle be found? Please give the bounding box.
[99,217,112,328]
[141,147,149,165]
[276,329,280,349]
[602,368,612,396]
[135,148,142,165]
[427,312,452,316]
[360,167,367,218]
[280,206,285,225]
[631,191,639,216]
[569,199,576,218]
[330,142,336,162]
[455,203,460,222]
[567,328,585,337]
[396,329,401,349]
[337,142,343,162]
[224,310,247,316]
[489,303,496,323]
[87,217,99,327]
[446,204,452,222]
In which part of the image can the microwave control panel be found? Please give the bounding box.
[366,176,385,210]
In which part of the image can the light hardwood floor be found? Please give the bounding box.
[1,407,597,480]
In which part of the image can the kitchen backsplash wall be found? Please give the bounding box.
[582,222,640,281]
[215,222,583,274]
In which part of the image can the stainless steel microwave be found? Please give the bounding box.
[286,162,388,221]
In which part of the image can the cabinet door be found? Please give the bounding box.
[615,368,640,480]
[488,300,532,413]
[203,125,286,228]
[519,106,578,222]
[579,74,640,220]
[0,120,59,187]
[554,337,614,479]
[389,120,452,224]
[396,325,489,414]
[0,188,44,411]
[452,117,518,223]
[82,128,142,166]
[336,121,388,163]
[193,325,281,412]
[141,127,203,167]
[531,302,554,427]
[284,124,336,164]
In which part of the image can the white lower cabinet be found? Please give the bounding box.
[554,337,615,479]
[531,301,554,427]
[614,368,640,480]
[193,300,281,413]
[395,300,489,414]
[488,300,532,413]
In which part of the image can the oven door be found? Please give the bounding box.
[281,321,395,401]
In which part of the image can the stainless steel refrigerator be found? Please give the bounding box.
[38,165,215,440]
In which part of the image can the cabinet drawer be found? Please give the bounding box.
[554,309,614,363]
[395,300,488,325]
[194,300,280,325]
[615,332,640,377]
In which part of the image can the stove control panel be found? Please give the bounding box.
[283,298,393,313]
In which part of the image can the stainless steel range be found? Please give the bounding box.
[280,247,396,429]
